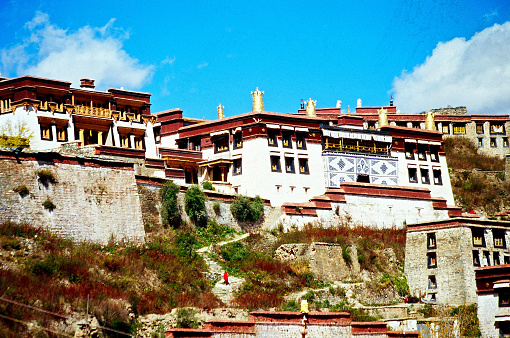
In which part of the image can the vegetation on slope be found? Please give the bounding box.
[444,137,510,214]
[0,221,220,337]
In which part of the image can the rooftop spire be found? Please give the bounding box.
[378,107,389,128]
[305,98,316,117]
[217,104,224,119]
[251,87,264,112]
[425,110,436,130]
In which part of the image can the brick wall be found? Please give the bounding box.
[0,152,145,244]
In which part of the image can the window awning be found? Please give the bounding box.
[281,125,294,131]
[266,123,280,129]
[295,127,309,132]
[322,129,392,143]
[210,130,229,137]
[198,158,232,167]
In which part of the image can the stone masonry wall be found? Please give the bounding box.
[0,153,145,244]
[405,227,476,305]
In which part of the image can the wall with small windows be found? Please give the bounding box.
[406,219,510,306]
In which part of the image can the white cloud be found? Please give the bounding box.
[1,12,154,90]
[162,56,176,65]
[392,22,510,114]
[196,62,208,69]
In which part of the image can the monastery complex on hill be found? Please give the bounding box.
[1,75,510,336]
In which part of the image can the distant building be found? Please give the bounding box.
[405,218,510,306]
[166,310,419,338]
[0,75,157,158]
[475,264,510,337]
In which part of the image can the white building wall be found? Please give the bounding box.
[232,137,324,206]
[393,151,455,205]
[478,293,500,338]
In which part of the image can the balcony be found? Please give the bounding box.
[73,104,111,119]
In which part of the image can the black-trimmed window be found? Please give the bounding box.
[427,252,437,268]
[40,124,52,141]
[421,168,430,184]
[120,134,130,148]
[191,138,201,151]
[490,138,497,148]
[282,130,293,148]
[428,276,437,289]
[500,292,510,307]
[285,157,295,173]
[483,251,491,266]
[153,127,161,144]
[233,132,243,149]
[490,123,505,134]
[433,169,442,185]
[504,138,509,148]
[56,125,67,142]
[430,145,439,162]
[494,252,501,266]
[473,251,480,267]
[233,159,242,175]
[494,229,506,248]
[408,168,418,183]
[453,123,466,135]
[405,143,416,160]
[472,228,485,247]
[134,135,145,149]
[504,255,510,264]
[477,138,483,147]
[417,144,428,161]
[270,156,281,172]
[267,129,279,147]
[427,233,436,249]
[298,158,309,174]
[296,133,307,149]
[442,125,449,134]
[214,136,229,153]
[476,124,484,134]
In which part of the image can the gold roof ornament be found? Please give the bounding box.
[305,98,316,117]
[217,104,224,119]
[378,107,389,128]
[300,299,309,313]
[251,87,264,112]
[347,105,350,115]
[425,110,436,130]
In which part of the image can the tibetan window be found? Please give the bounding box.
[427,233,436,249]
[408,168,418,183]
[427,252,437,269]
[473,251,480,267]
[494,229,506,248]
[285,157,295,173]
[298,158,309,174]
[233,159,242,176]
[405,143,416,160]
[433,169,442,185]
[472,228,485,247]
[270,156,281,172]
[56,126,67,142]
[420,168,430,184]
[40,124,52,141]
[214,136,229,153]
[233,132,243,149]
[282,130,293,148]
[267,129,279,147]
[296,133,307,150]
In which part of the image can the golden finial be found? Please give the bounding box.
[378,107,389,128]
[305,98,316,117]
[251,87,264,112]
[425,110,436,130]
[217,104,224,119]
[347,105,350,115]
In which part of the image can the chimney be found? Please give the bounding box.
[300,99,304,109]
[80,78,95,89]
[217,104,224,119]
[357,98,362,108]
[336,100,342,109]
[251,87,264,112]
[390,95,394,107]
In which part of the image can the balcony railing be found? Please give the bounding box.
[0,99,12,114]
[74,105,111,119]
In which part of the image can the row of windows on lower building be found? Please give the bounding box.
[477,137,509,148]
[40,124,145,149]
[408,167,442,185]
[270,156,309,174]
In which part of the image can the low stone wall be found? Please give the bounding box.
[0,150,145,244]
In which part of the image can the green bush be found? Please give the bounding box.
[230,195,264,222]
[176,308,199,328]
[213,201,221,214]
[450,304,481,337]
[42,199,56,211]
[184,185,207,225]
[35,170,57,185]
[13,185,29,197]
[160,181,181,227]
[281,299,300,311]
[194,220,240,247]
[202,181,214,190]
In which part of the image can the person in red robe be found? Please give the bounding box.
[224,271,229,285]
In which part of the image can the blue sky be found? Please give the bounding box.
[1,0,509,118]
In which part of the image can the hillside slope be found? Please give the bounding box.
[444,137,510,215]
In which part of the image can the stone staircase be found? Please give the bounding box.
[197,233,249,305]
